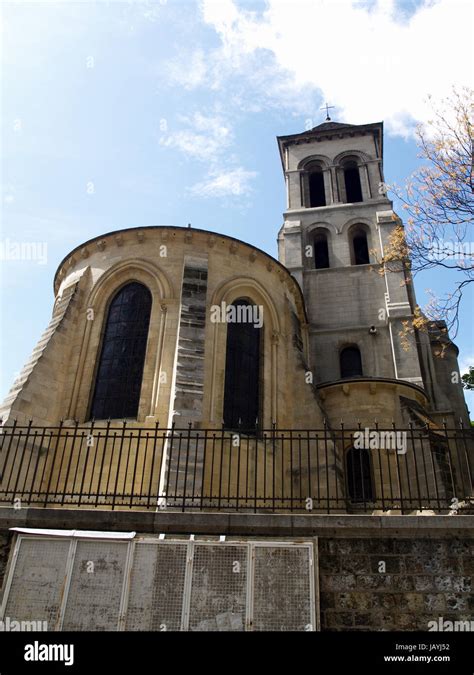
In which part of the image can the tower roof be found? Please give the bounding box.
[276,119,384,172]
[310,120,356,132]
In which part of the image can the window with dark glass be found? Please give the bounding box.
[89,282,152,420]
[431,443,455,499]
[314,234,330,269]
[343,161,363,203]
[340,346,363,379]
[353,231,370,265]
[309,168,326,207]
[346,447,374,502]
[223,299,261,433]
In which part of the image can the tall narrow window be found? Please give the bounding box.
[340,346,362,379]
[309,168,326,207]
[223,299,261,432]
[343,161,363,203]
[346,447,374,502]
[314,233,330,269]
[90,282,152,420]
[352,229,370,265]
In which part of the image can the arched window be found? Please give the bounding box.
[350,226,370,265]
[90,282,152,420]
[346,447,374,502]
[340,346,363,379]
[309,167,326,207]
[314,232,330,269]
[343,160,363,203]
[223,299,261,432]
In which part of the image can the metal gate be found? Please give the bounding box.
[0,532,318,631]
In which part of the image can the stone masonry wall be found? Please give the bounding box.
[319,537,473,631]
[0,511,472,633]
[170,256,208,426]
[0,531,13,592]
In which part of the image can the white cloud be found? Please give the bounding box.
[2,183,16,204]
[160,112,233,162]
[166,48,208,90]
[190,167,258,197]
[160,112,257,198]
[191,0,473,136]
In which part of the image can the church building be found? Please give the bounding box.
[0,119,472,632]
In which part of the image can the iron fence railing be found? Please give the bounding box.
[0,421,472,513]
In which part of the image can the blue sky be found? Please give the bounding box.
[1,0,473,414]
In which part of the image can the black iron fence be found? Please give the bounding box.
[0,421,472,513]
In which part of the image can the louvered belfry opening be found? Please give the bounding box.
[353,232,370,265]
[343,160,363,203]
[314,233,330,269]
[309,168,326,207]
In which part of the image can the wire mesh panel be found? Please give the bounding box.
[2,538,70,630]
[1,535,316,631]
[125,542,188,631]
[188,544,248,631]
[252,545,313,631]
[62,540,128,631]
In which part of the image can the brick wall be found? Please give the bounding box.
[319,537,473,631]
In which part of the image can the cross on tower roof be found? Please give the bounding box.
[320,102,335,121]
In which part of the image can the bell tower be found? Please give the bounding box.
[278,115,468,424]
[276,118,470,427]
[277,118,425,389]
